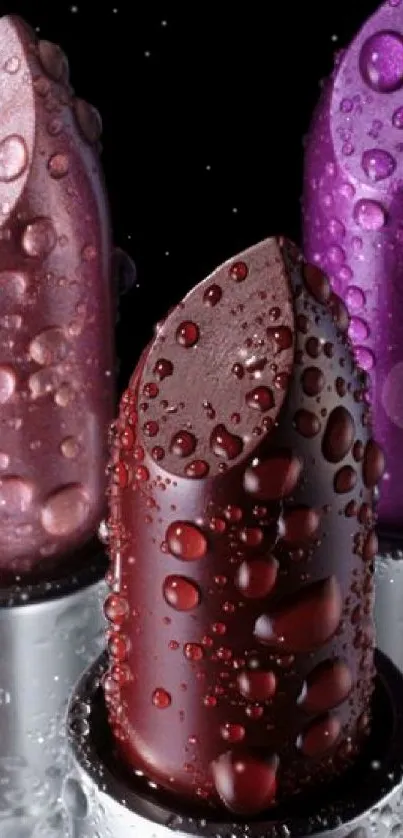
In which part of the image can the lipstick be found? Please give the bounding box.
[66,239,403,837]
[0,14,114,831]
[303,0,403,675]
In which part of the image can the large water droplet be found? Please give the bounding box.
[237,670,277,701]
[362,148,396,182]
[0,134,28,182]
[29,327,68,366]
[235,558,278,598]
[166,521,208,560]
[210,424,243,460]
[74,98,103,144]
[0,365,16,403]
[0,476,33,514]
[244,451,302,500]
[322,406,355,463]
[211,751,277,815]
[163,575,201,610]
[354,199,386,231]
[22,218,57,258]
[298,659,353,713]
[298,714,341,757]
[360,31,403,93]
[40,484,90,536]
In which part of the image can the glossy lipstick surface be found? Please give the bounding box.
[105,238,383,816]
[0,16,114,580]
[303,0,403,532]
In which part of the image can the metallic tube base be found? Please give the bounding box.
[0,548,107,837]
[375,534,403,672]
[66,650,403,838]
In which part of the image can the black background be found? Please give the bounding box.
[0,0,382,390]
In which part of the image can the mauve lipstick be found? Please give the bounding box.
[104,238,383,816]
[303,0,403,534]
[0,14,114,583]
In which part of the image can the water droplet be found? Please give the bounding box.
[104,593,129,623]
[4,56,21,74]
[346,286,365,311]
[255,576,342,652]
[245,386,274,412]
[74,98,102,143]
[185,643,204,661]
[360,31,403,93]
[166,520,207,560]
[48,152,69,179]
[303,263,331,304]
[235,558,278,598]
[237,670,276,701]
[163,575,201,610]
[302,367,325,397]
[354,199,386,231]
[211,751,277,815]
[298,714,341,757]
[0,365,16,403]
[203,284,222,306]
[143,420,159,437]
[0,476,33,514]
[176,321,199,347]
[393,105,403,128]
[22,217,57,258]
[229,261,248,282]
[322,406,355,463]
[152,688,171,708]
[210,424,243,459]
[363,439,385,488]
[40,483,89,536]
[29,326,68,365]
[299,659,353,713]
[185,459,209,478]
[283,507,321,544]
[153,358,173,379]
[362,148,396,182]
[293,409,321,438]
[334,465,357,493]
[356,346,375,371]
[29,365,65,399]
[267,325,293,351]
[170,430,196,457]
[220,723,245,743]
[60,436,80,459]
[0,134,28,182]
[244,450,302,500]
[63,776,88,819]
[38,39,69,81]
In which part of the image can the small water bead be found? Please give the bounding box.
[143,420,159,437]
[40,483,89,536]
[170,430,196,457]
[4,55,21,74]
[210,424,243,460]
[203,284,222,306]
[48,153,69,179]
[328,218,346,240]
[163,575,201,611]
[346,286,366,311]
[185,459,209,478]
[176,321,199,347]
[104,593,129,624]
[0,134,28,182]
[232,362,244,379]
[166,521,207,560]
[143,382,159,398]
[302,367,324,397]
[220,723,245,743]
[55,382,74,406]
[22,217,57,258]
[393,106,403,128]
[245,386,274,412]
[298,714,341,757]
[360,31,403,93]
[362,149,396,182]
[211,751,277,815]
[354,199,386,231]
[153,358,173,380]
[29,327,68,366]
[355,346,375,371]
[229,261,248,282]
[184,643,204,662]
[283,506,321,543]
[237,670,276,701]
[152,446,165,461]
[255,576,342,652]
[299,659,353,713]
[134,464,149,482]
[235,558,278,598]
[60,436,80,459]
[244,450,302,500]
[267,325,293,352]
[0,476,33,513]
[334,466,357,494]
[152,688,171,709]
[327,245,345,265]
[0,365,16,403]
[239,527,263,547]
[108,633,130,661]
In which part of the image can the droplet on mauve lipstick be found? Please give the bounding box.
[166,521,207,560]
[163,575,201,611]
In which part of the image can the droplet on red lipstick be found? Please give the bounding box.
[211,751,277,815]
[203,284,222,306]
[170,430,197,457]
[229,261,248,282]
[237,670,277,701]
[153,358,173,380]
[283,506,321,544]
[298,714,341,757]
[152,688,171,709]
[298,659,353,713]
[176,321,199,347]
[166,521,208,561]
[245,386,274,412]
[210,424,243,460]
[185,459,209,478]
[163,575,201,611]
[244,451,302,500]
[235,558,278,598]
[254,576,342,652]
[220,723,245,743]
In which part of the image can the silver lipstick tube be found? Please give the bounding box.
[64,649,403,838]
[0,547,107,837]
